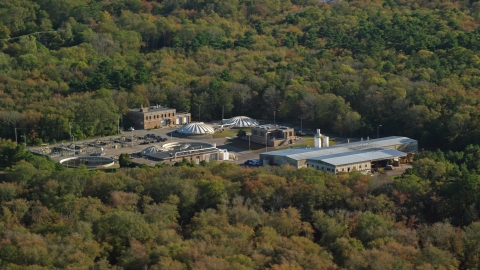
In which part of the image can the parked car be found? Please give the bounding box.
[250,159,261,166]
[385,165,394,170]
[128,127,135,131]
[243,160,252,165]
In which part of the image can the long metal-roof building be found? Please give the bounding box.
[306,148,407,174]
[259,136,417,168]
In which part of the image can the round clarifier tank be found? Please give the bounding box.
[160,141,215,151]
[60,156,115,169]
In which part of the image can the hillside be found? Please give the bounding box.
[0,0,479,149]
[2,1,480,268]
[0,142,478,269]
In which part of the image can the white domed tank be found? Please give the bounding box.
[141,145,164,155]
[223,116,259,128]
[176,122,215,135]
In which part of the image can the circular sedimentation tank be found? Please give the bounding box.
[60,156,115,169]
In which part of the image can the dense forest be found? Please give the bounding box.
[0,139,479,269]
[2,0,480,268]
[0,0,479,149]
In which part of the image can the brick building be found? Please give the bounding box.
[128,105,191,130]
[250,124,296,147]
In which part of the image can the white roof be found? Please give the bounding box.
[261,136,416,161]
[141,145,163,155]
[307,148,406,166]
[222,116,259,127]
[176,122,215,135]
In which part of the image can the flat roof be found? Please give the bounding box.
[253,124,293,132]
[143,148,218,160]
[129,106,175,113]
[306,148,406,166]
[261,136,416,161]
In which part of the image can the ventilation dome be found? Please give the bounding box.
[222,116,259,128]
[140,145,164,155]
[176,122,215,135]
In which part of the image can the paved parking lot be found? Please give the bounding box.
[33,127,264,165]
[31,128,414,174]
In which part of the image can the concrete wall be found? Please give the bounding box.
[162,151,219,163]
[335,162,371,173]
[307,161,336,173]
[307,160,371,174]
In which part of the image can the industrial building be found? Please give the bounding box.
[138,142,229,164]
[306,148,407,174]
[128,105,191,130]
[259,133,417,171]
[250,124,296,147]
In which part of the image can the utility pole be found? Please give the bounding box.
[265,131,271,152]
[298,116,303,133]
[273,110,280,126]
[246,132,252,151]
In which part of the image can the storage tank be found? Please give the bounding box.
[322,136,329,148]
[222,116,259,128]
[176,122,215,135]
[314,129,322,148]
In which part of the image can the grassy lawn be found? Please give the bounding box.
[224,135,337,152]
[275,137,337,151]
[224,138,266,151]
[213,128,252,139]
[213,130,238,138]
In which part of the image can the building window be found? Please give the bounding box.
[316,165,319,169]
[342,168,344,171]
[322,166,324,170]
